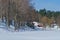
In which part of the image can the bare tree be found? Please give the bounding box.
[0,0,38,30]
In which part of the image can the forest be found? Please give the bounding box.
[0,0,60,31]
[38,8,60,27]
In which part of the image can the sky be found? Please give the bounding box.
[32,0,60,11]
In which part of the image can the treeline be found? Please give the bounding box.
[38,8,60,27]
[0,0,60,30]
[0,0,38,30]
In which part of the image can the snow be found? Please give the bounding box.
[0,30,60,40]
[33,21,38,27]
[0,19,60,40]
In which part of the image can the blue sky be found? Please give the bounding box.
[32,0,60,11]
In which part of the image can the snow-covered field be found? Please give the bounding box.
[0,29,60,40]
[0,19,60,40]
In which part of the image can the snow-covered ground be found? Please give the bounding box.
[0,24,60,40]
[0,19,60,40]
[0,30,60,40]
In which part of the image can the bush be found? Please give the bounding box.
[26,22,35,29]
